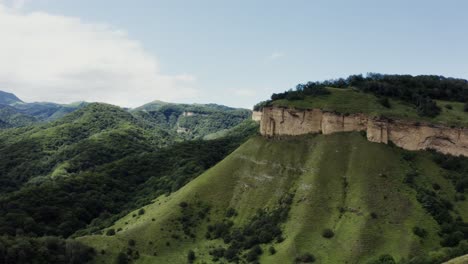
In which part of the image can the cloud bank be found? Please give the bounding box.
[0,3,197,107]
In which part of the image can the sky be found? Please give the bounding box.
[0,0,467,109]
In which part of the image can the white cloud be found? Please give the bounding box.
[0,4,197,107]
[1,0,27,10]
[267,52,285,60]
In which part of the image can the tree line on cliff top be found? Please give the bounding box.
[255,73,468,117]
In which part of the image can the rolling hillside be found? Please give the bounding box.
[0,90,88,127]
[79,132,468,263]
[0,102,256,241]
[132,101,251,140]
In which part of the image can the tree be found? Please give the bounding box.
[412,226,427,238]
[367,254,396,264]
[116,252,128,264]
[322,228,334,238]
[269,246,276,255]
[378,97,391,108]
[128,239,136,247]
[106,229,115,236]
[296,253,316,263]
[187,250,196,263]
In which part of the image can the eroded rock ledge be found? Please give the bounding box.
[258,107,468,157]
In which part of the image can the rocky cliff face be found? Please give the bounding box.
[260,106,468,157]
[252,111,262,122]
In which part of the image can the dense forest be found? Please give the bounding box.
[133,102,251,139]
[256,73,468,117]
[0,101,256,263]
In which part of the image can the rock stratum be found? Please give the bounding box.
[258,107,468,157]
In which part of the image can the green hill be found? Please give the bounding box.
[0,102,257,240]
[0,90,23,105]
[271,88,468,127]
[132,102,251,140]
[0,90,88,128]
[79,132,468,263]
[0,104,37,127]
[13,101,88,122]
[2,74,468,264]
[257,74,468,127]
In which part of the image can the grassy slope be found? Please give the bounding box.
[272,88,468,126]
[79,133,468,263]
[445,254,468,264]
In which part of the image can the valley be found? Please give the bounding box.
[2,74,468,264]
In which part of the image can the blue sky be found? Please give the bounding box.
[1,0,467,108]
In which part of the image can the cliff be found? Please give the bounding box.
[260,106,468,157]
[252,111,262,122]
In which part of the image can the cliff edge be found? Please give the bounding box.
[259,106,468,157]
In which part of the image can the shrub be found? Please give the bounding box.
[187,250,196,263]
[209,247,226,259]
[116,252,128,264]
[412,226,427,238]
[269,246,276,255]
[367,254,396,264]
[253,100,271,111]
[246,245,263,262]
[205,193,294,262]
[225,208,237,218]
[286,91,305,100]
[138,209,145,215]
[128,239,136,247]
[359,130,367,138]
[371,212,378,219]
[295,253,316,263]
[445,104,453,110]
[179,202,188,208]
[378,97,391,108]
[106,229,116,236]
[404,171,419,185]
[322,228,335,238]
[441,231,464,247]
[402,152,416,161]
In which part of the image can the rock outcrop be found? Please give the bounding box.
[260,106,468,157]
[252,111,262,122]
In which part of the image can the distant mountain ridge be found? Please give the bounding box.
[0,90,90,127]
[0,90,23,105]
[0,90,252,132]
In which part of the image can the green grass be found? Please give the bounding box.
[272,88,468,126]
[78,132,467,263]
[444,254,468,264]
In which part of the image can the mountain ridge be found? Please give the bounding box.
[0,90,23,105]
